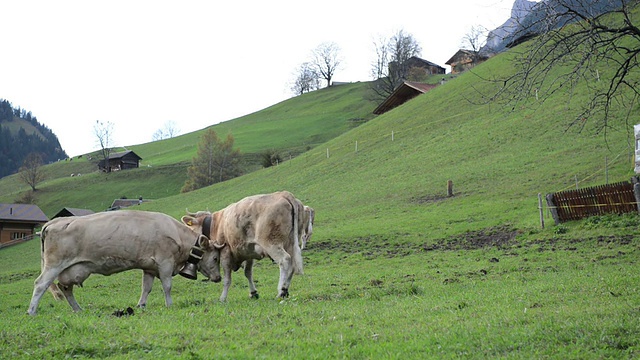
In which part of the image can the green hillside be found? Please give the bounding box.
[136,49,637,242]
[0,82,378,214]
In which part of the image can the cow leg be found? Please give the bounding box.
[58,283,82,312]
[28,268,62,315]
[137,271,155,308]
[266,247,293,298]
[158,266,174,307]
[244,259,259,299]
[218,257,234,302]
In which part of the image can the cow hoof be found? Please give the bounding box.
[250,291,259,299]
[279,288,289,298]
[137,303,146,308]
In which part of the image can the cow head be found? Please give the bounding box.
[181,211,224,282]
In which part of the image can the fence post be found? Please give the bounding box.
[447,180,454,197]
[392,131,394,141]
[538,193,545,229]
[545,193,561,225]
[326,148,329,159]
[355,141,358,153]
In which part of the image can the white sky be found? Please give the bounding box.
[1,0,522,157]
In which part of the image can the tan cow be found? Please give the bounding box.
[27,210,215,315]
[182,191,310,301]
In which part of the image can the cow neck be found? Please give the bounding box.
[202,214,212,239]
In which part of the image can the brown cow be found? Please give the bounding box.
[182,191,310,301]
[27,210,215,315]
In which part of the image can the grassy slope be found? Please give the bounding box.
[139,49,637,243]
[0,82,378,215]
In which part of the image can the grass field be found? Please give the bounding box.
[2,216,639,358]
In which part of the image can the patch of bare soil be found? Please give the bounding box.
[308,225,637,259]
[423,225,521,251]
[310,225,522,257]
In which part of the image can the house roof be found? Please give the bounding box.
[373,81,438,115]
[52,207,95,219]
[0,203,49,223]
[103,150,142,161]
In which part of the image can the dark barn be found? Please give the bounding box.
[98,151,142,172]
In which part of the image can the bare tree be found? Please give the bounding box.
[462,25,488,59]
[370,29,422,100]
[94,120,114,172]
[486,0,638,134]
[311,42,342,88]
[152,121,181,141]
[291,62,320,95]
[19,152,45,191]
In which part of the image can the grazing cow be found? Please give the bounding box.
[182,191,310,301]
[27,210,215,315]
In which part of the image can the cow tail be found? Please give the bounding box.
[287,198,304,275]
[40,223,65,301]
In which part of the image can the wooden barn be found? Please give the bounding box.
[445,49,489,74]
[98,150,142,172]
[0,203,48,244]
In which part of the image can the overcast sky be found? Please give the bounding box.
[1,0,526,157]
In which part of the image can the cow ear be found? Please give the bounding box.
[181,215,198,227]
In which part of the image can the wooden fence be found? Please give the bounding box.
[546,181,639,224]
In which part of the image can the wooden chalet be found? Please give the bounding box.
[52,207,95,219]
[98,150,142,172]
[373,81,438,115]
[0,203,48,244]
[445,49,489,74]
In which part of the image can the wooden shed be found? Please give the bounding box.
[373,81,438,115]
[98,150,142,172]
[0,203,48,244]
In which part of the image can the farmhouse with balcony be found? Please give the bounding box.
[390,56,446,78]
[0,203,48,245]
[98,150,142,172]
[445,49,489,74]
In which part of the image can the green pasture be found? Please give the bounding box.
[1,219,639,358]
